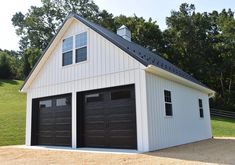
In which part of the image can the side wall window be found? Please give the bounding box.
[62,36,73,66]
[198,99,204,118]
[75,32,87,63]
[164,90,173,116]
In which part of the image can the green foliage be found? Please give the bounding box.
[163,3,235,111]
[11,0,100,50]
[0,50,23,79]
[0,80,26,146]
[0,52,11,79]
[22,48,41,78]
[114,15,163,53]
[211,116,235,137]
[8,1,235,111]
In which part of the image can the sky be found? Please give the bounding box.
[0,0,234,51]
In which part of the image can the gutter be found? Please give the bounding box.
[145,65,215,98]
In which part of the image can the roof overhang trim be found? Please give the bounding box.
[145,65,215,98]
[20,16,75,92]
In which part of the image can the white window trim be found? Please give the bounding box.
[62,36,74,67]
[198,98,204,119]
[62,31,89,68]
[164,89,173,118]
[62,36,73,53]
[75,32,88,64]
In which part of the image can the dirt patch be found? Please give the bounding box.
[0,137,234,165]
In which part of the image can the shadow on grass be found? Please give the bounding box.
[145,138,235,164]
[212,116,235,123]
[0,79,19,86]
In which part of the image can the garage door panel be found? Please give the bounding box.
[106,107,134,115]
[33,94,72,147]
[55,130,71,137]
[55,137,71,146]
[84,123,105,131]
[108,100,135,106]
[84,136,106,147]
[38,122,54,127]
[55,117,71,124]
[39,109,53,119]
[84,110,105,117]
[109,124,136,131]
[54,111,71,118]
[85,102,105,108]
[39,117,54,123]
[108,137,137,149]
[84,130,106,135]
[80,85,137,149]
[37,137,54,145]
[54,123,71,131]
[37,131,54,137]
[109,130,136,136]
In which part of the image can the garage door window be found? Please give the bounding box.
[85,93,104,103]
[56,97,71,107]
[111,90,131,100]
[39,100,52,108]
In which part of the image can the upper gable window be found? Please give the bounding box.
[62,36,73,66]
[75,32,87,63]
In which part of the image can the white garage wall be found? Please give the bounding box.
[25,19,149,152]
[146,72,212,151]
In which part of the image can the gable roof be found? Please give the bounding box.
[20,13,211,92]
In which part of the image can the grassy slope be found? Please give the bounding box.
[211,116,235,137]
[0,80,26,146]
[0,79,234,146]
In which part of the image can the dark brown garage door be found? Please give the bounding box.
[77,85,137,149]
[32,94,72,146]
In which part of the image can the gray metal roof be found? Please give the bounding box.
[20,13,208,91]
[73,14,207,88]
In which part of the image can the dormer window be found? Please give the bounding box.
[62,36,73,66]
[75,32,87,63]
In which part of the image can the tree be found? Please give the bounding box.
[114,15,164,53]
[12,0,100,50]
[11,1,234,110]
[0,52,11,79]
[163,3,235,110]
[22,48,41,78]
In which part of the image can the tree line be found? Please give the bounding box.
[0,0,234,111]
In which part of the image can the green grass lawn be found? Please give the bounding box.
[211,116,235,137]
[0,79,234,146]
[0,79,26,146]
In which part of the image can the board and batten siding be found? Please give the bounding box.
[25,19,149,152]
[145,72,212,151]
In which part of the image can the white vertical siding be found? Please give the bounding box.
[25,17,212,152]
[25,92,32,146]
[25,19,149,152]
[146,72,212,151]
[71,92,77,148]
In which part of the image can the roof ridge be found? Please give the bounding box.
[20,13,208,91]
[73,14,206,87]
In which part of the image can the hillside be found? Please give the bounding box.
[0,79,234,146]
[0,80,26,146]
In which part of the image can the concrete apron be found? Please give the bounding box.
[9,145,140,155]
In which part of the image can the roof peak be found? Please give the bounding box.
[20,13,211,92]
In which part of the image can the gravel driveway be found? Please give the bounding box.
[0,137,234,165]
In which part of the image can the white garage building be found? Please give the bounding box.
[20,13,215,152]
